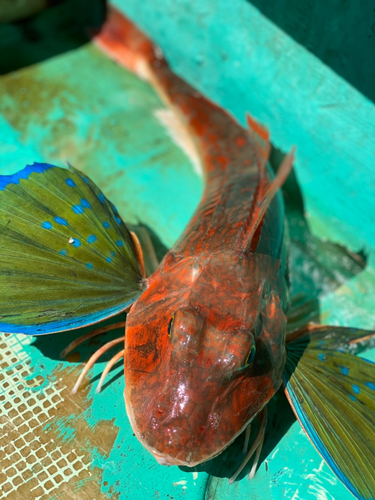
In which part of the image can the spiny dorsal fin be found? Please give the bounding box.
[236,147,295,254]
[246,113,271,164]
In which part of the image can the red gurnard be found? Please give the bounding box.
[1,5,374,499]
[95,6,294,469]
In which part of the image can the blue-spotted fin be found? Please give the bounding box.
[284,324,375,500]
[0,163,144,335]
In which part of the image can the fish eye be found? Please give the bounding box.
[168,316,174,337]
[244,344,256,367]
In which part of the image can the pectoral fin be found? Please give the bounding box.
[0,163,144,335]
[284,325,375,500]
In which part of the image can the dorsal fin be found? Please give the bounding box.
[246,113,271,164]
[236,147,295,254]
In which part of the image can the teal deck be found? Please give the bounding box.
[0,2,374,499]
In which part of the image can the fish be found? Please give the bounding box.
[0,5,374,499]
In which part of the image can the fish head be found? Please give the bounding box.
[124,251,287,467]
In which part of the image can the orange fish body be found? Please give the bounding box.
[95,6,291,467]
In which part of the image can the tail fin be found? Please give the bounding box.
[284,324,375,500]
[93,5,156,81]
[0,163,144,335]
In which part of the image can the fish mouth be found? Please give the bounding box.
[124,395,191,465]
[124,389,257,467]
[151,451,189,466]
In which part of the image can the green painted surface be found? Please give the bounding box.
[0,3,374,500]
[247,0,375,104]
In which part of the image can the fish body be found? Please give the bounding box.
[96,8,291,466]
[125,125,290,466]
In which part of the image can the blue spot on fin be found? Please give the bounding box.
[87,235,97,244]
[73,205,83,214]
[54,217,68,226]
[81,199,91,209]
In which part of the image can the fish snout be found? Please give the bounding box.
[151,451,187,466]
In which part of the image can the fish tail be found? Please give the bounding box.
[92,5,156,81]
[93,6,272,179]
[94,7,295,255]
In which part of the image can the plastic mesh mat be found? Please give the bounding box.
[0,332,115,500]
